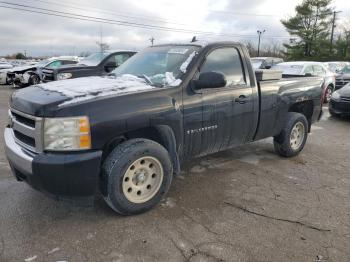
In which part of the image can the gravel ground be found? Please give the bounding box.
[0,84,349,262]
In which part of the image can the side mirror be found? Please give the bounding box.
[264,65,272,69]
[305,73,312,77]
[194,71,227,89]
[104,61,117,72]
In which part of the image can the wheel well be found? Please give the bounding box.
[102,126,180,175]
[289,101,314,132]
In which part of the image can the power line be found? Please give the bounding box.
[0,2,292,40]
[27,0,191,27]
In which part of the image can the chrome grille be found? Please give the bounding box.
[9,109,43,153]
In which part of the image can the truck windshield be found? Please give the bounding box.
[79,52,110,66]
[341,66,350,74]
[112,45,200,87]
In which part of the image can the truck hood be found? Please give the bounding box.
[10,75,157,116]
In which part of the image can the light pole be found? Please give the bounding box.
[257,30,266,57]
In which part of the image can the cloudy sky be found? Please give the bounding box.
[0,0,349,56]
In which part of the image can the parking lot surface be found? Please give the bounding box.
[0,85,349,262]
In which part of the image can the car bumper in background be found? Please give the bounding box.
[329,99,350,115]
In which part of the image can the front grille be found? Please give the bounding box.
[331,101,350,113]
[341,96,350,102]
[335,79,350,90]
[42,69,54,81]
[9,109,43,153]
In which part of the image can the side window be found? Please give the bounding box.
[108,54,130,67]
[200,47,246,87]
[62,60,77,65]
[304,66,314,75]
[313,65,325,76]
[47,61,62,68]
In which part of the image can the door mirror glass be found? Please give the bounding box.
[194,71,227,89]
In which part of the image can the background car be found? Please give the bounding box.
[251,57,284,69]
[324,61,350,73]
[335,65,350,91]
[272,61,336,103]
[0,61,13,70]
[329,83,350,117]
[7,56,78,87]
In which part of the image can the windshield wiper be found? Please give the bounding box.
[137,74,154,86]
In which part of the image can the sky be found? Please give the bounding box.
[0,0,349,57]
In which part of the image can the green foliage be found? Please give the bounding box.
[15,53,26,59]
[281,0,334,60]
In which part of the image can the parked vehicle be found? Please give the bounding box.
[5,41,324,215]
[0,61,13,70]
[273,61,335,103]
[7,57,78,87]
[42,51,136,82]
[324,61,350,73]
[329,83,350,117]
[251,57,284,69]
[0,68,12,84]
[335,65,350,91]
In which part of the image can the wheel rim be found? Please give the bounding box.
[325,87,332,101]
[290,122,305,151]
[32,76,39,85]
[122,156,164,204]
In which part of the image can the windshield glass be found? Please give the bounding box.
[341,66,350,74]
[112,45,200,87]
[272,64,303,75]
[36,59,50,67]
[79,52,110,66]
[251,59,263,69]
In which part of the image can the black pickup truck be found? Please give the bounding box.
[5,41,324,215]
[42,50,136,82]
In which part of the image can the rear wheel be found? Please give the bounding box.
[324,85,333,103]
[102,138,173,215]
[274,113,308,157]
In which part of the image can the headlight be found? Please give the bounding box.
[331,91,341,101]
[44,116,91,151]
[57,73,72,80]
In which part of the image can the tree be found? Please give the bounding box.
[281,0,333,60]
[15,53,26,59]
[334,30,350,61]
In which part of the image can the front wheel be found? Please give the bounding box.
[274,113,308,157]
[102,138,173,215]
[29,74,40,85]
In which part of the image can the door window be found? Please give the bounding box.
[109,53,130,67]
[313,65,326,76]
[47,61,62,68]
[303,66,314,75]
[200,47,246,87]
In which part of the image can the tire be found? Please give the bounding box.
[324,86,333,103]
[29,74,40,85]
[273,112,308,157]
[102,138,173,215]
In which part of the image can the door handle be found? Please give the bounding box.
[234,95,247,104]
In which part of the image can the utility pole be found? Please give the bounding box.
[330,11,342,53]
[257,30,266,57]
[149,37,155,46]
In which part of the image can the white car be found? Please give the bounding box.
[0,61,13,70]
[272,61,336,103]
[324,61,350,73]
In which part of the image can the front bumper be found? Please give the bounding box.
[329,99,350,116]
[4,128,102,197]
